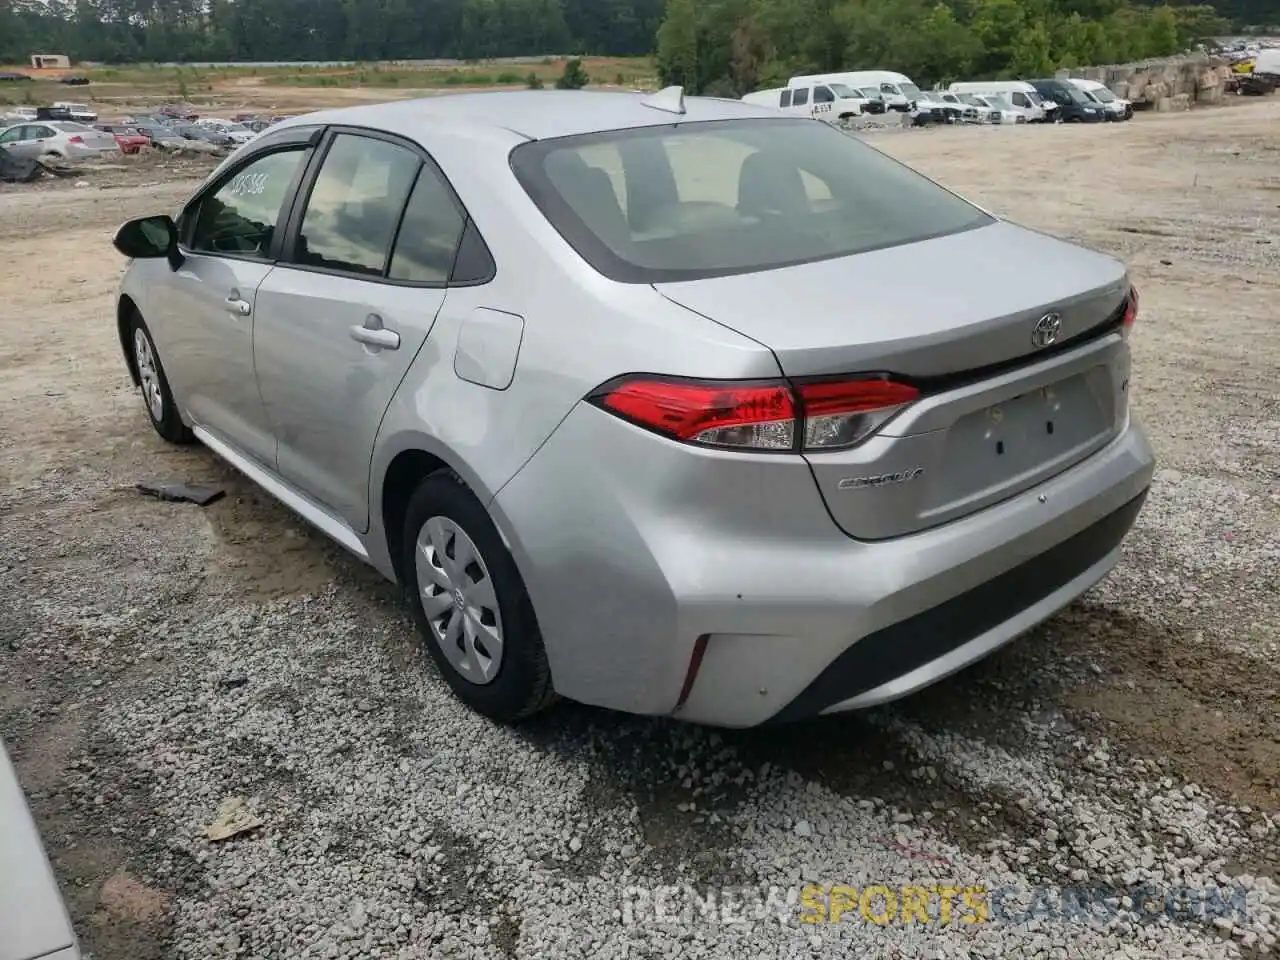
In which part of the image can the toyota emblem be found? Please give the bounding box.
[1031,313,1062,349]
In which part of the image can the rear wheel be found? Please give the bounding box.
[402,472,555,722]
[128,313,194,444]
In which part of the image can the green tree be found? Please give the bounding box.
[655,0,698,89]
[729,16,772,95]
[555,56,589,88]
[1143,5,1182,56]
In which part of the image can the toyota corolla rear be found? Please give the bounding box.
[497,111,1154,727]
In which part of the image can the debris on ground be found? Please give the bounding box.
[136,481,226,506]
[204,798,263,842]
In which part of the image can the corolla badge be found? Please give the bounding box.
[1031,312,1062,349]
[838,467,925,490]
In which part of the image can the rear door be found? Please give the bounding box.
[253,128,469,530]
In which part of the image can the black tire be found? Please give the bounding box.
[127,312,194,444]
[402,472,556,722]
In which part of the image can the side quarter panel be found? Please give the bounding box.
[366,125,781,578]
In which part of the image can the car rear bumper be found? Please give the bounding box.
[495,402,1155,728]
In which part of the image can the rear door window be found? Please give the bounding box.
[387,164,467,283]
[779,90,792,108]
[791,87,809,106]
[292,133,420,276]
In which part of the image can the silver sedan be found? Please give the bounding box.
[0,121,120,161]
[108,88,1154,728]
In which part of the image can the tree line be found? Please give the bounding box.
[0,0,664,64]
[658,0,1246,96]
[0,0,1268,77]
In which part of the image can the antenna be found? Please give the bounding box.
[640,85,687,115]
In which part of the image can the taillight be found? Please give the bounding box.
[796,378,920,449]
[594,377,796,450]
[68,135,83,143]
[588,375,918,453]
[1122,285,1139,331]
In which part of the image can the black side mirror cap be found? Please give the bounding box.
[113,214,184,270]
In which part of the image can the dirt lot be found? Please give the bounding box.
[1,98,1278,959]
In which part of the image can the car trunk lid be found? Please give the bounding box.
[654,220,1134,539]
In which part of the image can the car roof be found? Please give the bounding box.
[273,89,786,143]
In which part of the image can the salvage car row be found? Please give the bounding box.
[0,105,290,161]
[743,70,1132,126]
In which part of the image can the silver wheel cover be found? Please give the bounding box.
[414,516,505,685]
[133,327,164,423]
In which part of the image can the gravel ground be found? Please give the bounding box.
[1,99,1278,960]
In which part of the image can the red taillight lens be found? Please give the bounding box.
[68,135,83,143]
[589,375,918,452]
[797,378,921,449]
[1122,286,1139,329]
[595,378,796,450]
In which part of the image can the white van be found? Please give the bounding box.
[742,82,869,122]
[1255,49,1280,78]
[948,81,1053,122]
[1068,78,1132,120]
[789,70,924,112]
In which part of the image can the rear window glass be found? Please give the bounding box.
[510,118,992,283]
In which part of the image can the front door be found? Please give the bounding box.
[157,146,311,467]
[0,124,48,160]
[254,131,468,530]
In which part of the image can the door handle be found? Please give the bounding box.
[350,315,400,351]
[225,296,251,316]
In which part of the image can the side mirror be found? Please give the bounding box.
[113,214,183,269]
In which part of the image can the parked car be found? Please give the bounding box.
[954,93,999,123]
[50,101,97,123]
[950,80,1053,122]
[158,102,200,121]
[964,93,1030,124]
[3,107,37,123]
[193,118,258,144]
[1028,79,1105,122]
[853,87,888,114]
[1,738,83,960]
[132,123,188,150]
[911,91,964,124]
[928,91,983,123]
[110,89,1153,728]
[1068,78,1132,121]
[58,75,91,85]
[742,82,869,123]
[170,122,234,147]
[790,70,925,112]
[95,123,151,153]
[0,120,120,160]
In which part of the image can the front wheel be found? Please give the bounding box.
[403,473,556,723]
[128,313,194,444]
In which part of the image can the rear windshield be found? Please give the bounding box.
[509,117,992,283]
